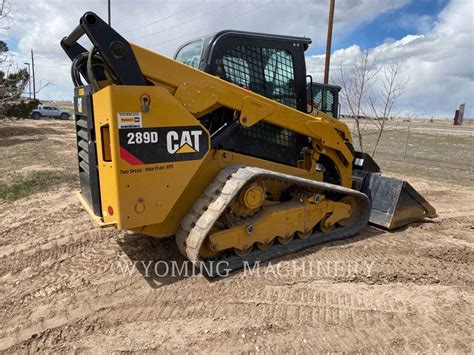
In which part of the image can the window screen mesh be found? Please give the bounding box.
[214,44,308,165]
[219,46,297,108]
[217,45,300,151]
[324,91,335,113]
[242,120,298,147]
[312,89,335,115]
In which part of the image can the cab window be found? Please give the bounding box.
[219,46,297,108]
[175,40,203,69]
[222,56,250,87]
[264,50,295,107]
[312,88,335,115]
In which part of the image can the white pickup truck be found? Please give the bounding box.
[31,105,71,120]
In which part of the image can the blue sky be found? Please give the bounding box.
[5,37,18,53]
[307,0,449,55]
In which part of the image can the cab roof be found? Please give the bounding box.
[174,29,312,60]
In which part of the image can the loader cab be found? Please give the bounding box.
[174,31,343,167]
[174,30,311,112]
[175,31,316,166]
[174,30,341,118]
[308,82,341,118]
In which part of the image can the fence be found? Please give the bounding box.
[347,120,474,186]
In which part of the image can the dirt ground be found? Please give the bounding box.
[0,119,473,353]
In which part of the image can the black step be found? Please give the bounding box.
[78,140,88,152]
[78,149,89,163]
[77,119,88,128]
[77,129,88,140]
[79,160,90,175]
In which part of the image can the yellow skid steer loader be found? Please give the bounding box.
[61,12,436,275]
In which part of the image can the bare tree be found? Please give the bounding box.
[0,0,26,106]
[0,0,12,30]
[337,49,379,152]
[0,66,29,103]
[336,49,410,158]
[0,1,12,67]
[0,1,52,107]
[35,79,53,95]
[367,62,409,158]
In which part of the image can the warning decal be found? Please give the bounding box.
[118,112,142,129]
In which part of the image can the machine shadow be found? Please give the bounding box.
[118,224,390,287]
[116,233,192,288]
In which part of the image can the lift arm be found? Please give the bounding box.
[61,11,355,187]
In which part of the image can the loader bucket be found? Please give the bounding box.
[353,171,437,230]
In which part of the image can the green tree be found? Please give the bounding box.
[0,39,31,116]
[1,40,29,101]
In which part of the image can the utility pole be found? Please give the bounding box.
[31,49,36,100]
[324,0,335,84]
[108,0,111,26]
[24,62,31,99]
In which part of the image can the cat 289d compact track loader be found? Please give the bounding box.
[61,12,436,275]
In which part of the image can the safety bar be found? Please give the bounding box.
[60,12,147,87]
[61,21,86,48]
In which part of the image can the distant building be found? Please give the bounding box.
[454,103,465,126]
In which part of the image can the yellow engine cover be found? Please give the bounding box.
[93,85,212,230]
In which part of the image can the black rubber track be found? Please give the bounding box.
[176,165,371,277]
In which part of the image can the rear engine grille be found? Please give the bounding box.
[74,85,102,216]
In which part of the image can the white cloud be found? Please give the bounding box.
[2,0,409,101]
[307,0,474,118]
[2,0,472,118]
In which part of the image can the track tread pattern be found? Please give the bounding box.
[176,165,371,276]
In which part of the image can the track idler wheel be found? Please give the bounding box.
[337,195,361,227]
[234,245,253,256]
[278,234,294,245]
[296,230,312,240]
[318,215,335,233]
[229,180,266,218]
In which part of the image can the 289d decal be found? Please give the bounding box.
[126,131,159,145]
[119,126,209,165]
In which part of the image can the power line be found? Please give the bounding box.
[152,1,273,49]
[130,1,236,42]
[113,2,200,26]
[121,1,203,34]
[443,8,473,20]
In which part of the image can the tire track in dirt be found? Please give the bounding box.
[1,232,99,276]
[2,203,472,353]
[2,208,472,351]
[2,275,471,352]
[0,120,472,353]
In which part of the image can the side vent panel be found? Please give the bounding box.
[74,85,102,217]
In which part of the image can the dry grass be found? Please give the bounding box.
[0,170,76,201]
[349,122,474,187]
